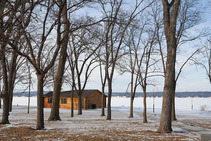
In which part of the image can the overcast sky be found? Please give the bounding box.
[14,0,211,93]
[71,0,211,93]
[70,0,211,93]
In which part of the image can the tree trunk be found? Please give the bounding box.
[0,93,1,109]
[158,0,180,133]
[78,91,82,115]
[157,37,177,133]
[171,83,177,121]
[157,35,177,132]
[0,74,1,109]
[48,73,62,121]
[48,0,69,121]
[106,80,112,120]
[129,72,134,118]
[1,90,10,124]
[71,87,74,117]
[143,87,147,123]
[27,59,31,114]
[1,87,9,124]
[36,73,45,130]
[8,51,17,112]
[48,45,67,121]
[129,95,134,118]
[101,86,105,116]
[0,44,9,124]
[27,83,30,114]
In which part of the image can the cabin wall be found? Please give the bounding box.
[87,91,106,109]
[43,91,106,110]
[43,97,84,110]
[43,97,52,108]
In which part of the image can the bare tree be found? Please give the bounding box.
[123,17,158,122]
[68,25,100,115]
[157,0,181,133]
[3,1,61,129]
[66,51,76,117]
[123,20,145,118]
[48,0,98,120]
[98,50,107,117]
[93,30,107,116]
[48,0,69,121]
[99,0,154,120]
[0,0,33,124]
[156,0,207,121]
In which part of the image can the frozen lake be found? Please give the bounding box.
[11,96,211,112]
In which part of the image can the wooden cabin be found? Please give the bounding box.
[43,89,106,110]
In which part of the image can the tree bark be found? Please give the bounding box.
[1,89,10,124]
[101,86,105,116]
[143,87,147,123]
[106,80,112,120]
[36,73,45,130]
[0,92,1,109]
[27,82,31,114]
[78,91,82,115]
[0,66,2,109]
[171,83,177,121]
[71,87,74,117]
[129,96,134,118]
[129,72,134,118]
[48,0,69,121]
[8,51,17,112]
[0,43,10,124]
[158,0,180,133]
[27,59,31,114]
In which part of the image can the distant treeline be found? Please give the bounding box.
[13,91,211,98]
[111,91,211,98]
[13,91,50,97]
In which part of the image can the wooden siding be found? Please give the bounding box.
[87,91,102,109]
[43,97,52,108]
[43,90,106,110]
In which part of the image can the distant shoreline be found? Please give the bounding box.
[12,91,211,98]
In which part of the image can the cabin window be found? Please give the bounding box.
[48,97,52,103]
[61,98,67,104]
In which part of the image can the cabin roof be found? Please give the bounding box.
[43,89,105,98]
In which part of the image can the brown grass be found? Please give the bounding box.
[0,125,202,141]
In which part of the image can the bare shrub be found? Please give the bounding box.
[200,105,209,111]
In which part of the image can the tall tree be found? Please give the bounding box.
[99,0,153,120]
[98,49,107,117]
[66,50,76,117]
[0,0,28,124]
[121,17,157,119]
[48,0,93,120]
[68,25,100,115]
[157,0,181,133]
[48,0,69,121]
[26,59,32,114]
[156,0,207,121]
[3,1,61,129]
[93,28,107,116]
[124,20,145,118]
